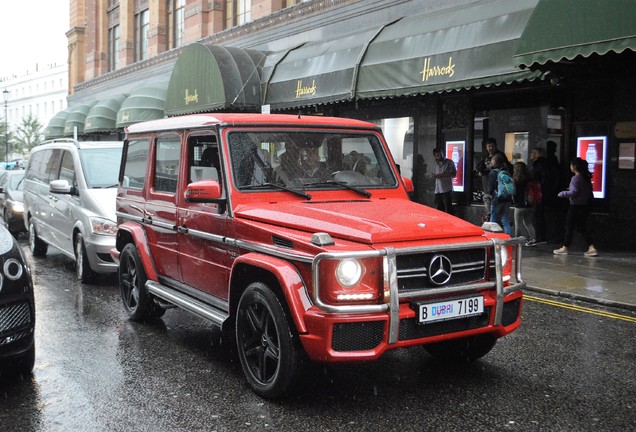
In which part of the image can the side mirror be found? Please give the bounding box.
[401,176,414,194]
[50,179,73,194]
[185,180,223,203]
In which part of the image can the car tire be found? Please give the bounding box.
[235,282,302,399]
[75,233,96,284]
[119,243,164,321]
[424,334,498,362]
[28,219,48,257]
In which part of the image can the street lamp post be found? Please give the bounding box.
[2,89,8,164]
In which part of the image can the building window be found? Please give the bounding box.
[135,9,149,62]
[109,25,120,71]
[237,0,251,25]
[227,0,252,27]
[172,0,185,48]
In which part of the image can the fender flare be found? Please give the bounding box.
[115,222,159,281]
[232,252,311,334]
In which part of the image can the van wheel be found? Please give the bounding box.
[424,334,498,362]
[236,282,301,399]
[119,243,163,321]
[28,219,48,257]
[75,233,95,283]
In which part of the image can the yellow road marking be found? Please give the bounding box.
[524,294,636,323]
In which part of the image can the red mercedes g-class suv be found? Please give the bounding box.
[112,113,525,398]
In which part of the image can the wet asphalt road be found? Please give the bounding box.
[1,238,635,432]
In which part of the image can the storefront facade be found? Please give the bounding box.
[59,0,636,249]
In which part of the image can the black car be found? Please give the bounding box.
[0,225,35,378]
[0,170,26,237]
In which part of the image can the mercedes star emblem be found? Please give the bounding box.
[428,255,452,285]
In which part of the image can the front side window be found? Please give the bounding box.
[59,151,76,187]
[227,131,397,191]
[79,147,124,188]
[153,135,181,193]
[122,139,149,189]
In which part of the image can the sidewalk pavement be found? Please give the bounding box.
[521,242,636,311]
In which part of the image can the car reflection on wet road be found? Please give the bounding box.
[1,238,635,431]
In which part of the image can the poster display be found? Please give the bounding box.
[446,140,465,192]
[576,136,607,199]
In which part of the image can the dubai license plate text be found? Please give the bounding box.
[416,296,484,324]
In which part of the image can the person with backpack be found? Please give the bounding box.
[488,153,513,235]
[553,157,598,257]
[512,161,537,246]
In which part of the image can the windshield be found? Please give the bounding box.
[227,131,397,192]
[9,173,24,190]
[78,147,123,188]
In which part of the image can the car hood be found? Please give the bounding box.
[82,188,118,221]
[234,198,484,244]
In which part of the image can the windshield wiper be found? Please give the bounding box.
[242,182,312,200]
[305,180,372,198]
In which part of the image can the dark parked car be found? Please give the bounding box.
[0,170,26,237]
[0,225,35,378]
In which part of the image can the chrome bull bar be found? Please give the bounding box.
[311,237,526,344]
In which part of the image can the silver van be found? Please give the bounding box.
[23,139,123,282]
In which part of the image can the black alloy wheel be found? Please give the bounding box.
[235,282,301,399]
[119,243,164,321]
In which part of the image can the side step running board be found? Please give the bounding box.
[146,280,228,327]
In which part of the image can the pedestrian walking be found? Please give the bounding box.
[488,153,512,235]
[512,161,537,245]
[553,157,598,257]
[432,147,456,214]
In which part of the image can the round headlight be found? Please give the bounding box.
[336,259,362,287]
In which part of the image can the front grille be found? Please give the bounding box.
[0,301,32,336]
[396,248,487,290]
[332,321,384,352]
[399,307,492,341]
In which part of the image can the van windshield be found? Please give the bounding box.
[78,147,123,188]
[227,131,398,192]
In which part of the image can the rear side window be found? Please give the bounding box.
[122,139,150,189]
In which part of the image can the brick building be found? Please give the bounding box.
[57,0,636,249]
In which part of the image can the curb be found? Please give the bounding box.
[525,285,636,312]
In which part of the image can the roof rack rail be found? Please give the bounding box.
[38,138,78,147]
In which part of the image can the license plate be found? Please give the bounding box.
[414,296,484,324]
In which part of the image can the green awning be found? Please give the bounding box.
[514,0,636,68]
[165,43,265,115]
[116,82,168,128]
[356,0,541,99]
[84,94,127,133]
[263,27,381,109]
[44,109,70,140]
[63,103,96,136]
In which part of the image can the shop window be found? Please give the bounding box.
[370,117,414,178]
[505,132,529,165]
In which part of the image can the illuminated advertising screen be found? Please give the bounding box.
[446,140,465,192]
[576,136,607,199]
